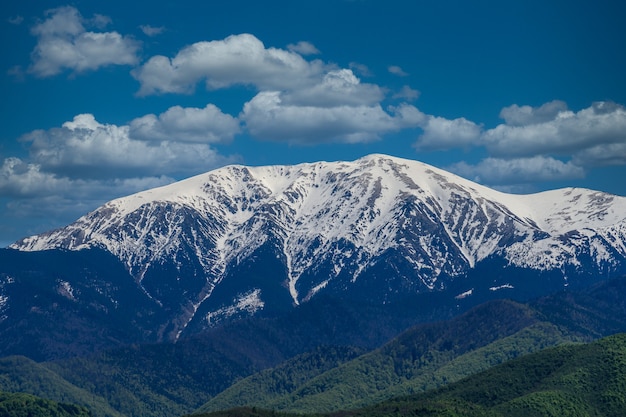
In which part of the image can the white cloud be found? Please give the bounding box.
[29,6,140,77]
[414,115,482,150]
[411,101,626,172]
[0,157,72,198]
[573,142,626,167]
[0,157,174,200]
[21,113,237,179]
[129,104,241,143]
[498,100,568,126]
[2,111,241,240]
[280,69,384,107]
[140,25,165,37]
[484,101,626,161]
[388,65,408,76]
[241,91,423,144]
[287,41,320,55]
[393,85,420,101]
[448,156,585,185]
[0,156,177,241]
[132,33,327,95]
[130,34,427,144]
[31,6,84,37]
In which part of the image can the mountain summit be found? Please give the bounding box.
[9,154,626,340]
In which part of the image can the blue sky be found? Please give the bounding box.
[1,0,625,247]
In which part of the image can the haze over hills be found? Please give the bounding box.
[3,154,626,352]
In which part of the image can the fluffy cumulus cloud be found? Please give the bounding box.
[280,69,384,107]
[235,65,429,143]
[241,91,424,144]
[129,104,241,143]
[413,101,626,158]
[498,100,568,126]
[130,33,429,144]
[1,110,240,239]
[21,113,237,179]
[573,142,626,167]
[412,100,626,185]
[483,101,626,162]
[29,6,140,77]
[0,157,172,200]
[448,156,585,186]
[414,115,482,151]
[132,33,326,95]
[0,157,73,198]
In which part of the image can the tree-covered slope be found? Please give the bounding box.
[198,277,626,414]
[34,295,447,417]
[199,300,575,413]
[358,332,626,417]
[0,356,121,417]
[3,277,626,417]
[193,333,626,417]
[191,346,365,413]
[0,391,92,417]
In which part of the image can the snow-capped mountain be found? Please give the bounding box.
[8,154,626,341]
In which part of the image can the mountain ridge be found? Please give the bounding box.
[6,154,626,341]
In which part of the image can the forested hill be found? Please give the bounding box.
[2,277,626,417]
[0,391,92,417]
[193,333,626,417]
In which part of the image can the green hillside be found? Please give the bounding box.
[0,356,122,417]
[356,332,626,417]
[193,333,626,417]
[196,277,626,415]
[0,391,92,417]
[199,300,576,413]
[2,278,626,417]
[193,346,365,412]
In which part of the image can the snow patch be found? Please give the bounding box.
[304,279,330,301]
[205,289,264,325]
[489,284,514,291]
[455,288,473,299]
[57,280,76,301]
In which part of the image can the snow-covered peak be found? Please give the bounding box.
[10,153,626,337]
[13,154,626,257]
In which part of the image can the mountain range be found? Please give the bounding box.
[2,154,626,359]
[1,154,626,416]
